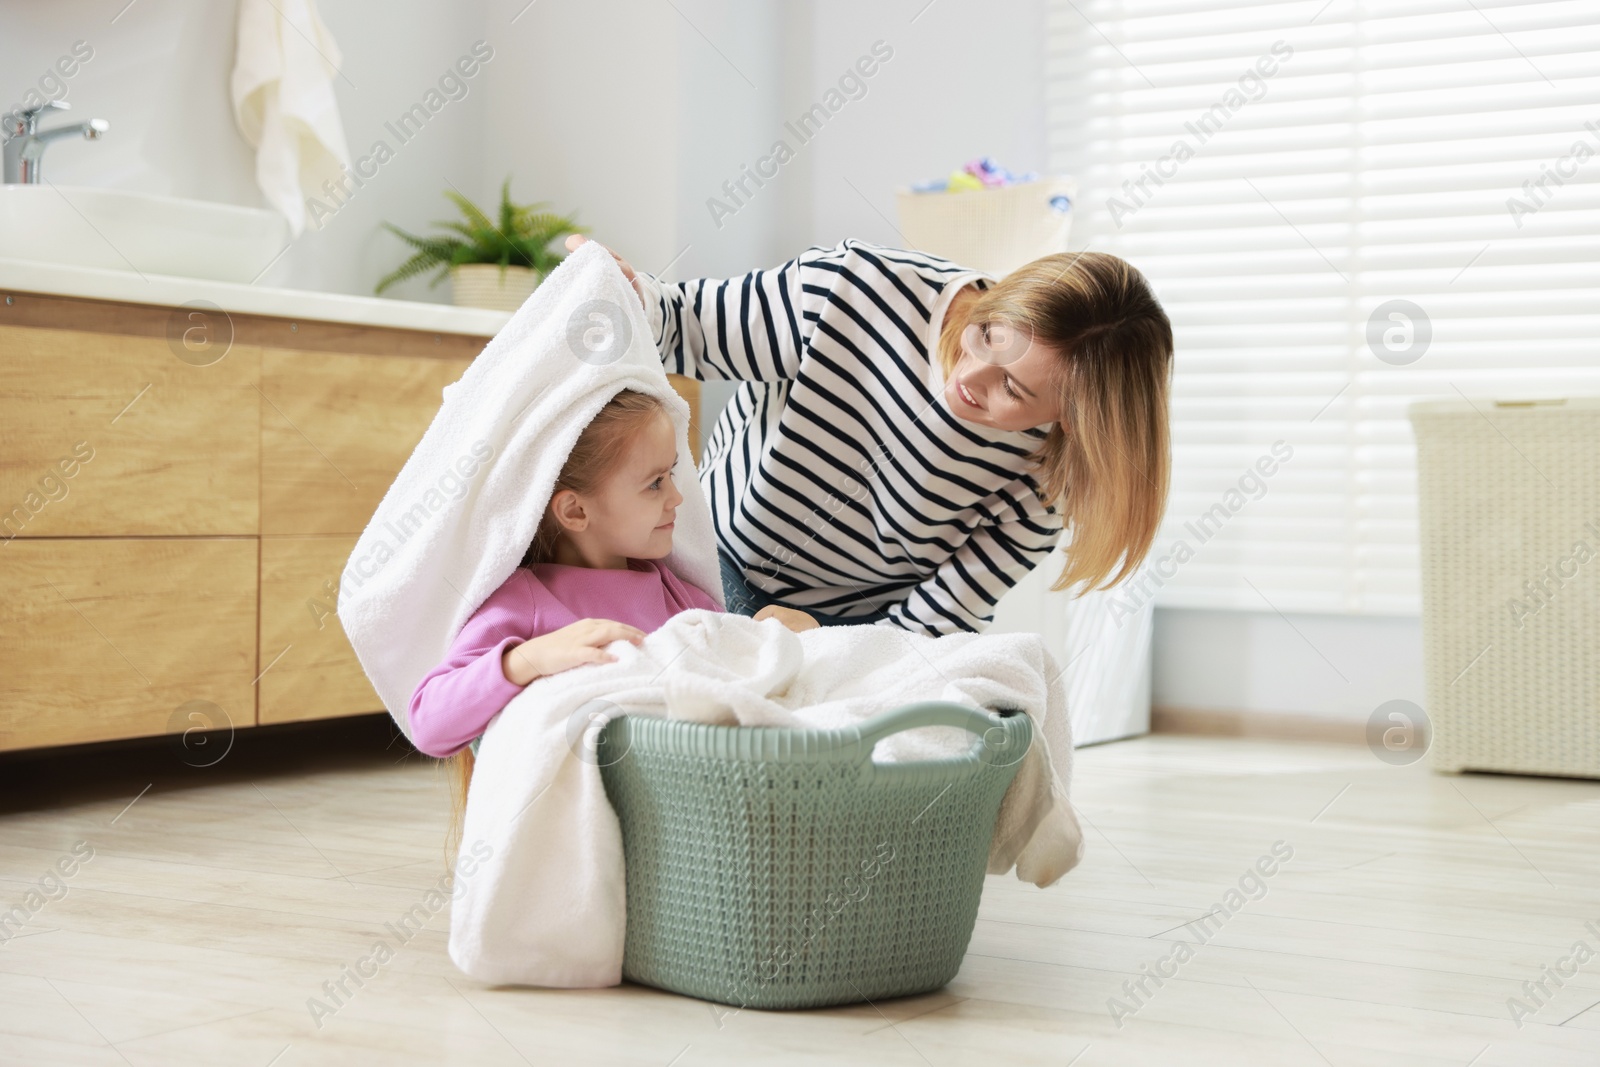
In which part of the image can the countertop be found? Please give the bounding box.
[0,257,514,338]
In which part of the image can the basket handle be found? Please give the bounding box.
[848,700,1030,767]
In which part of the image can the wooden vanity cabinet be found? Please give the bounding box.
[0,291,700,751]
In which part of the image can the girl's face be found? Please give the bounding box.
[944,321,1064,432]
[551,410,684,567]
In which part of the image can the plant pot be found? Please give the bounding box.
[450,263,539,311]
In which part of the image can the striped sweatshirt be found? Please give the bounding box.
[634,238,1064,637]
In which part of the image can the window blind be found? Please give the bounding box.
[1045,0,1600,616]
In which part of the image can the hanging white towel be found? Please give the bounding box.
[229,0,353,237]
[337,239,724,737]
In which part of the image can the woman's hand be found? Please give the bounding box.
[752,605,821,633]
[565,235,646,310]
[501,618,645,686]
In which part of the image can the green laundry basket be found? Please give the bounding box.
[595,700,1032,1010]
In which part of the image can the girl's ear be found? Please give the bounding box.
[549,488,588,532]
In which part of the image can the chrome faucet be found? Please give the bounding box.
[3,101,109,184]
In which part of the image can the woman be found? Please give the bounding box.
[565,234,1173,637]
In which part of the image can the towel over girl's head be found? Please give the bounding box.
[337,241,724,743]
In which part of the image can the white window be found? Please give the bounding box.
[1047,0,1600,615]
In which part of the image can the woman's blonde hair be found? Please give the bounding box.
[936,251,1173,595]
[444,388,669,864]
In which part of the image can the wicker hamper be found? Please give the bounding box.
[895,177,1076,278]
[597,700,1032,1009]
[1409,397,1600,777]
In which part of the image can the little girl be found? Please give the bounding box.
[408,389,816,841]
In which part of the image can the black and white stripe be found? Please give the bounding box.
[635,238,1063,636]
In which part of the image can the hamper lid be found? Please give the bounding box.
[1407,394,1600,421]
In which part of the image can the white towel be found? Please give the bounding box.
[453,608,1085,987]
[229,0,353,237]
[338,240,723,739]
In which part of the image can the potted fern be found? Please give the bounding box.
[375,178,587,311]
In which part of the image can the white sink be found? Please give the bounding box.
[0,184,288,284]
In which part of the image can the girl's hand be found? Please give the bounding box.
[565,235,646,310]
[502,618,645,686]
[752,605,820,633]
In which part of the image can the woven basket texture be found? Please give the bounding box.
[597,702,1031,1008]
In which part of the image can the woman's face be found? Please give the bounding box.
[552,410,684,564]
[944,321,1064,432]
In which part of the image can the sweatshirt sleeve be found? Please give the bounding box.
[877,480,1065,637]
[633,241,847,383]
[407,571,537,758]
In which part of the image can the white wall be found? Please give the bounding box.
[1153,608,1426,724]
[479,0,680,287]
[804,0,1050,247]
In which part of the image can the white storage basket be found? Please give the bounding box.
[895,177,1075,277]
[1409,396,1600,778]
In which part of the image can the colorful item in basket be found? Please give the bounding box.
[910,155,1041,193]
[945,169,984,192]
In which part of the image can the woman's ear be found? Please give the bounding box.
[549,488,589,532]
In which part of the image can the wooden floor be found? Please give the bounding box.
[2,717,1598,1065]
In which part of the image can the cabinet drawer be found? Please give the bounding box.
[261,348,472,536]
[0,538,257,751]
[0,324,260,537]
[259,535,384,725]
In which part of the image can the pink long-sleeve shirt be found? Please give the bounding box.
[406,558,720,758]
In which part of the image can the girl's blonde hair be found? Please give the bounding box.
[936,251,1174,595]
[444,388,669,864]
